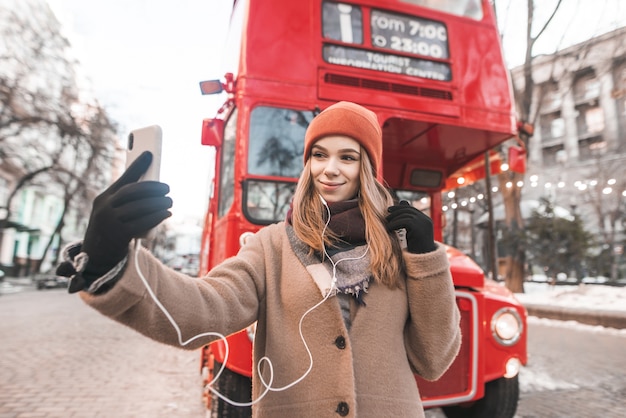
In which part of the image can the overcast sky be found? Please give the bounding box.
[45,0,626,221]
[47,0,232,222]
[496,0,626,67]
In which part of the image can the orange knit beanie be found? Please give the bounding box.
[304,101,382,174]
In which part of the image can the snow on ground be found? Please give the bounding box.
[525,316,626,337]
[514,282,626,393]
[514,281,626,312]
[513,281,626,338]
[519,364,580,392]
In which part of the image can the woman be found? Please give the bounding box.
[58,101,461,417]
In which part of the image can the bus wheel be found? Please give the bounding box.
[441,375,519,418]
[209,361,252,418]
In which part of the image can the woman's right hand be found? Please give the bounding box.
[57,151,172,291]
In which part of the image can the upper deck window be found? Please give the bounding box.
[398,0,483,20]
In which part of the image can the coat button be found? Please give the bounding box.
[336,401,349,416]
[334,336,346,349]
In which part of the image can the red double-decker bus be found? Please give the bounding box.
[198,1,527,417]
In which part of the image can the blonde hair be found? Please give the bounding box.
[291,150,404,288]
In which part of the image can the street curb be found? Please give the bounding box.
[524,304,626,330]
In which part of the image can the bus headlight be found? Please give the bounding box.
[491,307,523,346]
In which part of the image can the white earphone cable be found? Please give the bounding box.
[132,237,337,406]
[130,196,367,407]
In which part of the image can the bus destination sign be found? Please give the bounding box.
[371,10,449,60]
[323,45,451,81]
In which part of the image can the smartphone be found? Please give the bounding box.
[126,125,163,239]
[126,125,163,182]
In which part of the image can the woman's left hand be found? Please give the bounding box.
[385,201,436,254]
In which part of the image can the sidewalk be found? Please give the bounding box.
[0,281,22,294]
[0,276,35,294]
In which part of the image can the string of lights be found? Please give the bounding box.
[442,165,626,212]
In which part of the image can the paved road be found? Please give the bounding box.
[426,318,626,418]
[2,286,625,417]
[0,288,205,417]
[514,319,626,418]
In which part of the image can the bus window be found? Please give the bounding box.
[248,106,313,177]
[398,0,483,20]
[218,108,238,218]
[245,105,315,224]
[244,180,297,224]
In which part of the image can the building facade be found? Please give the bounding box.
[510,27,626,278]
[443,27,626,280]
[0,0,122,277]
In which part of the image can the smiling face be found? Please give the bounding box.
[309,135,361,203]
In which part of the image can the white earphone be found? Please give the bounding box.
[130,192,367,408]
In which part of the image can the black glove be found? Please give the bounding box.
[57,151,172,292]
[385,200,436,254]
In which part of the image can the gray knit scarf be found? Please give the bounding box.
[286,199,371,305]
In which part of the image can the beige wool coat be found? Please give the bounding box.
[81,222,461,417]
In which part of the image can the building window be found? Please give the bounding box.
[540,81,561,111]
[540,111,564,140]
[578,136,607,160]
[0,177,8,205]
[574,70,600,104]
[542,143,565,165]
[613,60,626,149]
[576,102,605,138]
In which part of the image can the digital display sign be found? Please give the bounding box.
[323,45,451,81]
[321,2,452,81]
[371,9,449,59]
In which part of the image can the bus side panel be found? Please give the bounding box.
[242,0,317,88]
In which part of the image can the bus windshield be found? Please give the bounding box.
[248,106,313,177]
[245,105,316,224]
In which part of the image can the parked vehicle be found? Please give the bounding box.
[35,273,68,290]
